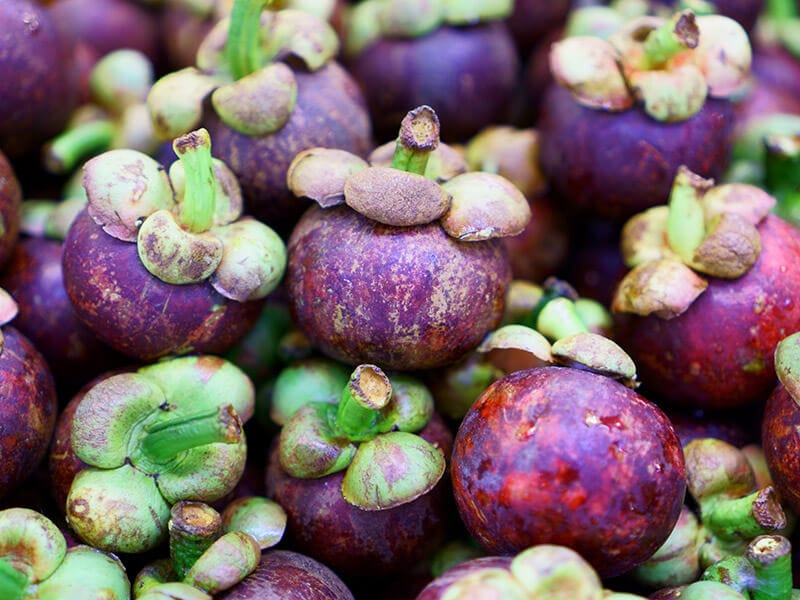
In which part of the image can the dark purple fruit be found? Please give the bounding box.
[451,366,686,578]
[0,149,21,270]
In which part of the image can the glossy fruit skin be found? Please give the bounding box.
[451,366,686,578]
[0,237,126,394]
[205,61,372,237]
[265,413,453,578]
[537,84,736,222]
[0,149,21,270]
[62,209,264,362]
[346,22,519,144]
[0,0,79,158]
[287,205,511,371]
[614,215,800,410]
[0,326,58,499]
[217,550,355,600]
[762,385,800,514]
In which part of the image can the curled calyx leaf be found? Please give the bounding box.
[287,105,530,238]
[277,363,444,509]
[775,332,800,407]
[84,128,285,301]
[65,355,255,554]
[344,0,513,55]
[552,9,751,122]
[613,166,773,318]
[149,2,339,140]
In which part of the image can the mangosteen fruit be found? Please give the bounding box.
[62,128,286,361]
[450,330,686,578]
[538,9,750,221]
[612,167,800,409]
[343,0,520,143]
[148,0,373,235]
[285,106,529,371]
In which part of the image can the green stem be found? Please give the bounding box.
[169,501,222,580]
[0,559,28,600]
[390,106,440,176]
[523,278,588,341]
[702,555,756,595]
[702,488,786,542]
[227,0,269,81]
[173,128,216,233]
[666,166,708,263]
[334,364,392,442]
[746,535,793,600]
[44,119,115,174]
[140,404,241,463]
[765,0,797,20]
[641,10,700,70]
[764,134,800,227]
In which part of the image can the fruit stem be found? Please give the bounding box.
[525,278,589,341]
[173,128,216,233]
[701,487,786,542]
[641,10,700,70]
[746,535,793,600]
[390,105,440,176]
[0,559,27,600]
[334,364,392,442]
[140,404,241,463]
[44,119,115,175]
[169,501,222,580]
[764,134,800,227]
[227,0,269,81]
[666,166,709,263]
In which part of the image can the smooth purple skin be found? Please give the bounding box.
[0,237,127,394]
[47,0,161,66]
[205,61,372,237]
[451,366,687,579]
[762,384,800,515]
[0,0,79,158]
[665,406,760,449]
[0,326,58,499]
[287,205,511,371]
[416,556,513,600]
[614,215,800,410]
[62,208,265,362]
[216,550,355,600]
[0,149,21,270]
[748,44,800,109]
[537,84,736,222]
[505,0,570,57]
[345,22,520,144]
[265,413,453,578]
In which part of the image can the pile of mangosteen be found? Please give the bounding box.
[3,0,800,598]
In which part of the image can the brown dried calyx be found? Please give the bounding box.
[549,9,751,122]
[286,105,531,240]
[612,165,776,319]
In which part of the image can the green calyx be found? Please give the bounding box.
[613,166,774,318]
[632,506,703,589]
[66,355,255,554]
[344,0,512,55]
[764,133,800,227]
[775,332,800,405]
[278,364,443,509]
[519,278,590,341]
[90,128,287,300]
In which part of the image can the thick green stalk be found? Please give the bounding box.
[227,0,269,80]
[173,129,216,233]
[169,502,222,580]
[747,535,793,600]
[140,404,240,462]
[390,106,440,176]
[334,365,392,441]
[702,488,786,542]
[641,10,700,69]
[0,559,27,600]
[45,119,115,174]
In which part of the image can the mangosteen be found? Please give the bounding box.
[265,365,454,578]
[0,149,22,271]
[538,9,749,221]
[285,106,529,371]
[343,0,520,143]
[0,0,80,158]
[0,292,58,501]
[450,327,686,578]
[62,128,286,361]
[148,0,373,235]
[650,0,765,33]
[612,167,800,409]
[505,0,571,57]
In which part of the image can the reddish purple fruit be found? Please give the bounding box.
[451,366,686,578]
[762,383,800,514]
[0,150,21,270]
